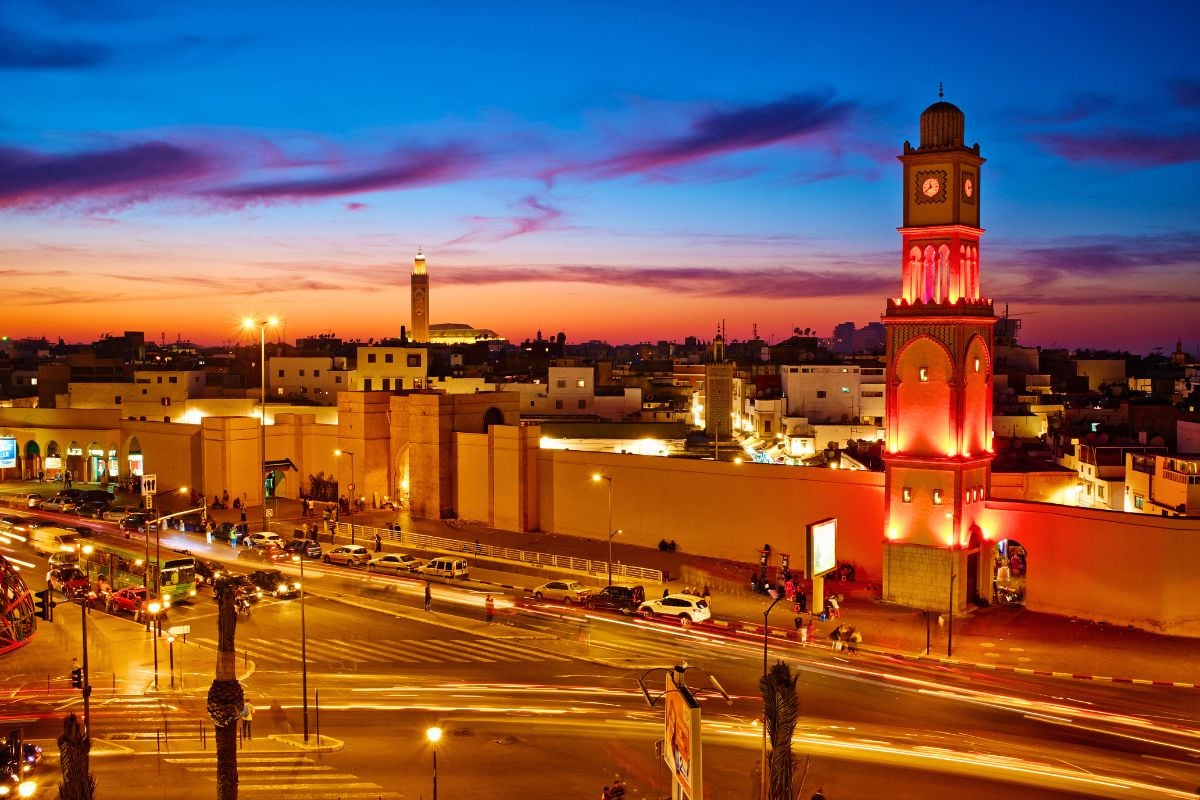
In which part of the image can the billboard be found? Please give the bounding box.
[663,675,703,798]
[0,437,15,469]
[807,517,837,578]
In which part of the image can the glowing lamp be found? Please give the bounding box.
[426,726,443,743]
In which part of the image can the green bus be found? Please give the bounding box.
[81,540,198,605]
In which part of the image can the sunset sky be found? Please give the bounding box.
[2,1,1198,354]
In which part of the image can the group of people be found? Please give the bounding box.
[829,623,863,654]
[600,778,626,799]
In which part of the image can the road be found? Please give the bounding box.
[2,509,1199,798]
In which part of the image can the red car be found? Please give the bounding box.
[105,586,148,616]
[47,566,90,599]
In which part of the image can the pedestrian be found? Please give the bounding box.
[829,626,842,652]
[798,587,807,614]
[849,627,863,654]
[222,489,229,507]
[239,508,247,523]
[424,581,432,612]
[611,777,626,799]
[374,532,382,553]
[663,587,670,599]
[484,594,495,623]
[702,584,710,598]
[241,702,254,739]
[602,787,613,800]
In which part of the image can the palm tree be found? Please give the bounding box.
[207,577,244,800]
[759,660,799,800]
[57,712,95,800]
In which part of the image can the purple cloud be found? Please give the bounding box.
[1029,129,1200,166]
[562,92,856,179]
[999,231,1200,277]
[445,194,567,245]
[0,141,218,210]
[345,202,368,211]
[0,24,111,69]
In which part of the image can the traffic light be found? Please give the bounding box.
[70,667,83,689]
[34,589,55,622]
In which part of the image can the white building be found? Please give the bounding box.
[269,356,352,405]
[355,346,428,391]
[780,364,886,425]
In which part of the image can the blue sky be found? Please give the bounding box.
[2,0,1198,353]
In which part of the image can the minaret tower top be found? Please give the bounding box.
[413,248,427,276]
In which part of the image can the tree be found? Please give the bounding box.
[207,577,244,800]
[57,713,95,800]
[759,660,799,800]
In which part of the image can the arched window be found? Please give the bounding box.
[922,246,937,302]
[937,245,951,303]
[907,247,922,302]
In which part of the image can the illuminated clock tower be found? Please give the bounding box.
[410,249,429,343]
[882,93,995,612]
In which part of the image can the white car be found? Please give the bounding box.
[532,580,591,604]
[324,544,371,567]
[102,505,139,522]
[23,493,46,509]
[243,531,285,548]
[637,594,711,627]
[368,553,424,573]
[41,497,78,512]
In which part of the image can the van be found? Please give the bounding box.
[29,526,80,557]
[419,557,470,580]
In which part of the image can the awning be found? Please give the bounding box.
[262,458,297,472]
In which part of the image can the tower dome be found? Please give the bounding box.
[919,99,965,151]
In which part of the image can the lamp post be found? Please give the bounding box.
[426,726,442,800]
[243,317,280,532]
[591,473,619,586]
[760,592,786,800]
[147,600,162,688]
[80,544,93,733]
[293,554,310,741]
[336,449,356,545]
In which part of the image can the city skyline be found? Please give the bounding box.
[3,2,1199,354]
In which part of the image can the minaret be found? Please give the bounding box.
[705,325,733,443]
[410,249,429,343]
[882,92,996,613]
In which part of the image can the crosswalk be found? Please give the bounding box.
[83,695,201,741]
[164,754,401,799]
[190,635,572,667]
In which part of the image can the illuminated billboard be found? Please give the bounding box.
[0,437,17,469]
[807,518,837,578]
[663,675,703,798]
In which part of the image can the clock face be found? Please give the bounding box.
[922,177,941,198]
[964,177,974,198]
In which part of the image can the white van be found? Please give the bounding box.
[419,557,470,580]
[30,526,80,557]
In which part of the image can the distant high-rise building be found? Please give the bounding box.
[410,249,430,343]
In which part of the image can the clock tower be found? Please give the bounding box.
[882,93,995,613]
[410,249,429,343]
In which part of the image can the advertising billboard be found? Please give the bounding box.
[807,517,837,578]
[663,675,703,798]
[0,437,16,469]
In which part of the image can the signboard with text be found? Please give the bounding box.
[663,674,703,798]
[807,517,837,578]
[0,438,16,470]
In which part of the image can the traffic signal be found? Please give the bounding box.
[34,589,55,622]
[70,667,83,689]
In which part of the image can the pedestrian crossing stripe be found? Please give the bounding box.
[191,636,570,664]
[163,756,400,798]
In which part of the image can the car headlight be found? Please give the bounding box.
[189,589,197,597]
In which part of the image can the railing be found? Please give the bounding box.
[332,521,663,584]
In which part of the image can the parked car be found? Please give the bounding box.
[237,544,284,563]
[81,489,113,504]
[193,559,225,586]
[247,569,300,599]
[531,580,591,604]
[210,522,239,542]
[22,493,46,509]
[41,496,78,513]
[171,513,206,532]
[118,513,155,534]
[58,489,86,501]
[105,586,149,615]
[418,557,469,580]
[75,500,109,519]
[243,531,285,549]
[368,553,423,574]
[284,539,322,559]
[47,566,90,599]
[637,594,711,627]
[585,584,646,614]
[102,505,139,522]
[324,544,371,567]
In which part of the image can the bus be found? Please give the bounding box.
[80,540,198,605]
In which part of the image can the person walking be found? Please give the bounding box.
[484,594,495,623]
[424,581,432,612]
[241,702,255,739]
[797,587,807,614]
[374,532,382,553]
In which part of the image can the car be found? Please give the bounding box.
[41,497,78,512]
[247,569,300,599]
[68,525,97,539]
[170,513,206,532]
[324,544,371,567]
[105,586,149,615]
[58,488,86,501]
[193,559,225,586]
[368,553,423,573]
[637,594,711,627]
[0,515,27,535]
[75,500,109,519]
[531,580,591,604]
[22,493,46,509]
[102,505,139,522]
[243,531,285,549]
[218,574,262,604]
[284,539,323,559]
[585,584,646,614]
[118,513,155,534]
[237,544,284,563]
[418,557,470,579]
[48,550,80,568]
[210,521,239,542]
[47,566,90,599]
[81,489,113,504]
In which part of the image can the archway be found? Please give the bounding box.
[483,407,505,430]
[23,440,41,481]
[992,538,1027,606]
[44,440,62,481]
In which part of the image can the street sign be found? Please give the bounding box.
[142,474,157,495]
[266,508,274,518]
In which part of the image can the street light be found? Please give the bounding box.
[426,726,442,800]
[292,554,310,741]
[336,449,356,545]
[80,544,94,734]
[591,473,621,586]
[147,599,162,688]
[760,591,787,800]
[243,316,280,531]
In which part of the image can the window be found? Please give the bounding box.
[1098,486,1106,499]
[313,369,321,377]
[1134,495,1145,509]
[816,390,827,399]
[407,354,421,367]
[142,388,148,395]
[577,399,586,409]
[919,367,929,382]
[764,420,772,433]
[277,369,285,378]
[115,396,122,404]
[555,400,564,410]
[556,380,566,389]
[169,376,177,384]
[933,489,943,505]
[902,487,912,503]
[335,376,342,384]
[161,397,171,406]
[383,378,392,390]
[576,378,586,388]
[367,353,377,364]
[364,379,373,390]
[385,353,394,364]
[301,387,308,394]
[299,370,306,377]
[974,358,981,373]
[841,387,850,393]
[157,377,163,384]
